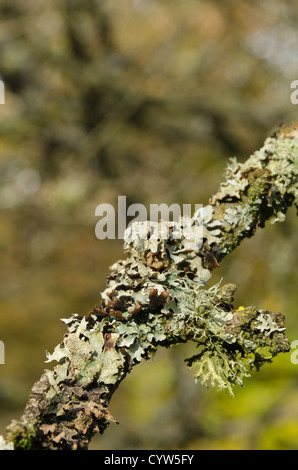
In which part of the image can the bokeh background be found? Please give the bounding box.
[0,0,297,450]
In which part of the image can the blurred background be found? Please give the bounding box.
[0,0,297,450]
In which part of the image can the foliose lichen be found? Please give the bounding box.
[5,125,296,450]
[209,126,298,258]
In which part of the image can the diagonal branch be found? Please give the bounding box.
[2,123,297,450]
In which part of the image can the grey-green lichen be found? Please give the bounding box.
[91,206,220,325]
[163,281,289,396]
[4,124,297,450]
[208,124,298,258]
[45,275,289,402]
[0,435,14,450]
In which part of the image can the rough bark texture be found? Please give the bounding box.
[2,123,298,450]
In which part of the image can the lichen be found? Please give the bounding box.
[4,125,296,450]
[171,283,290,396]
[0,435,14,450]
[5,421,36,450]
[89,206,222,326]
[208,129,298,258]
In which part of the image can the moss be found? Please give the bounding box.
[246,174,271,202]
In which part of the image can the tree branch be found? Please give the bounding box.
[2,123,297,450]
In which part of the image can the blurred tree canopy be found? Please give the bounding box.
[0,0,297,450]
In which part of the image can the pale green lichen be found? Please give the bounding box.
[0,435,14,450]
[222,204,254,232]
[46,316,126,388]
[66,127,295,399]
[4,126,296,450]
[93,206,221,327]
[180,285,289,396]
[77,194,290,396]
[208,130,298,259]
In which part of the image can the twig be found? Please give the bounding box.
[2,123,297,450]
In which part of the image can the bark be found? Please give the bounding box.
[2,123,298,450]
